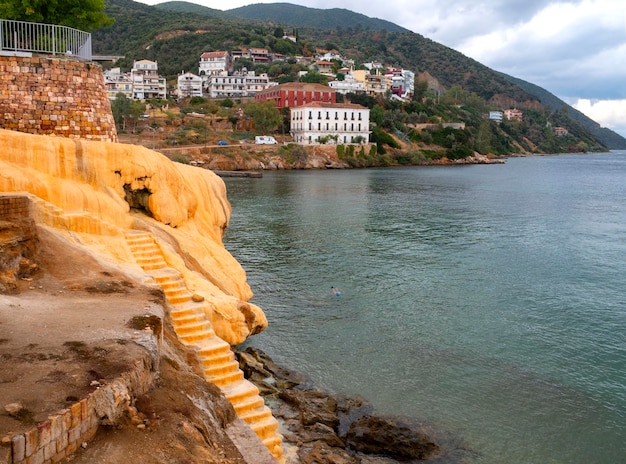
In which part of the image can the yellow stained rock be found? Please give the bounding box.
[0,128,267,344]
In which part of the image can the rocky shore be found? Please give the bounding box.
[237,347,477,463]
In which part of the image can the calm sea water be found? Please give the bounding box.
[222,152,626,464]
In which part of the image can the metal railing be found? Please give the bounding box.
[0,19,91,60]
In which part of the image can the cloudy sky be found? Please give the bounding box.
[138,0,626,138]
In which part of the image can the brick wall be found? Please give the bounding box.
[1,351,158,464]
[0,55,117,142]
[0,195,30,221]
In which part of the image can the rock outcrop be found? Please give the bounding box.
[0,128,265,344]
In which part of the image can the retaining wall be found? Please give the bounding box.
[1,352,158,464]
[0,55,117,142]
[0,195,30,221]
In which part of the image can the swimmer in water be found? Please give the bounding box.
[331,286,341,297]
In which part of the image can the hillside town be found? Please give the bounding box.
[103,48,542,147]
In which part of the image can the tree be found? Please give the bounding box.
[370,105,385,126]
[0,0,113,32]
[111,93,144,132]
[413,79,429,102]
[300,72,328,85]
[245,100,281,134]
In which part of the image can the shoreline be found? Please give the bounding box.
[236,346,477,463]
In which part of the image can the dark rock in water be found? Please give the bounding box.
[346,414,442,461]
[279,387,340,429]
[236,346,472,463]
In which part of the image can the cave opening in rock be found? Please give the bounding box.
[123,184,153,217]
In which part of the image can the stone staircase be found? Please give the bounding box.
[124,231,283,462]
[27,194,120,236]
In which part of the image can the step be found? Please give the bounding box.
[151,270,182,284]
[131,249,162,259]
[249,416,280,439]
[167,292,193,305]
[135,256,167,267]
[198,351,235,367]
[174,321,213,337]
[196,336,231,353]
[207,369,245,387]
[126,238,153,247]
[170,305,204,320]
[165,288,195,303]
[222,380,260,404]
[160,280,187,292]
[239,405,274,424]
[170,312,207,327]
[232,395,265,416]
[179,331,213,345]
[203,358,240,377]
[262,436,284,459]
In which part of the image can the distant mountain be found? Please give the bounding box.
[155,1,232,19]
[226,3,410,33]
[500,73,626,150]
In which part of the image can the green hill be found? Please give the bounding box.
[226,3,409,33]
[155,1,229,17]
[498,73,626,149]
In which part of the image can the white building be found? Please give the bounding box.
[328,74,365,94]
[177,72,203,99]
[206,70,275,99]
[199,51,231,77]
[385,69,415,100]
[131,59,167,100]
[489,111,503,122]
[290,102,370,145]
[103,67,133,100]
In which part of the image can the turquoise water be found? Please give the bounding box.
[223,152,626,463]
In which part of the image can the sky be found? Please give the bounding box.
[137,0,626,138]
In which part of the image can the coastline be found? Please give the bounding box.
[236,347,476,464]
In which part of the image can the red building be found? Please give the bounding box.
[254,82,336,109]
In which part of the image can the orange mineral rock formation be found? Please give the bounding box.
[0,127,283,460]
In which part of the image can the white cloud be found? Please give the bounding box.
[572,98,626,137]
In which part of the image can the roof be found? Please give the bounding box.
[291,101,368,110]
[257,82,335,94]
[200,51,229,58]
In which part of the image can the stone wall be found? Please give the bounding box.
[0,194,38,294]
[1,351,158,464]
[0,196,30,221]
[0,55,117,142]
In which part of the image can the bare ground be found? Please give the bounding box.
[0,227,250,463]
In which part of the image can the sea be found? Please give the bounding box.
[222,151,626,464]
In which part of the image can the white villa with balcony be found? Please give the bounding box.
[206,70,275,98]
[177,72,203,99]
[290,102,370,145]
[199,51,231,77]
[103,67,133,100]
[131,59,166,100]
